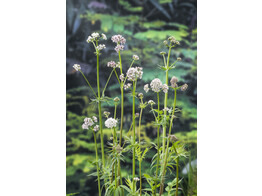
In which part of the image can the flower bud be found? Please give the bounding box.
[138,93,143,99]
[181,84,188,91]
[160,51,166,55]
[177,57,182,61]
[115,144,123,153]
[114,97,120,102]
[168,134,178,142]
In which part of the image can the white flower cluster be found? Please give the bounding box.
[133,55,139,61]
[107,61,116,68]
[133,177,140,181]
[148,78,169,93]
[120,74,124,81]
[150,78,163,93]
[162,84,169,93]
[126,67,143,81]
[96,44,106,51]
[101,33,107,40]
[105,117,118,129]
[73,64,81,71]
[124,83,132,90]
[82,116,99,132]
[144,84,149,93]
[148,100,155,105]
[86,32,107,43]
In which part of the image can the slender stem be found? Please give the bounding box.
[138,105,143,196]
[159,89,177,195]
[95,42,105,170]
[93,132,101,196]
[114,69,121,85]
[162,46,172,153]
[175,157,179,196]
[154,92,160,195]
[79,70,97,98]
[132,80,137,179]
[118,51,124,196]
[102,69,115,96]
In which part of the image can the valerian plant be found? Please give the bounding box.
[73,33,189,196]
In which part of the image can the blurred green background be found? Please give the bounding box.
[66,0,197,195]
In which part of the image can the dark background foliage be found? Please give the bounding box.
[66,0,197,195]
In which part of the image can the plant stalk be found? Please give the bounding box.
[132,80,137,179]
[162,46,172,153]
[93,132,101,196]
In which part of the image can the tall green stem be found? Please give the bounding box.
[96,51,105,168]
[132,80,137,179]
[162,46,172,153]
[154,92,160,195]
[175,157,179,196]
[93,132,101,196]
[138,106,143,196]
[159,89,177,195]
[118,51,124,146]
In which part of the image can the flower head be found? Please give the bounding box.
[73,64,81,71]
[111,35,126,45]
[162,84,169,93]
[133,177,140,181]
[150,78,163,93]
[181,84,188,91]
[93,125,99,132]
[107,61,116,68]
[96,44,106,51]
[126,67,143,81]
[168,36,176,43]
[144,84,149,93]
[120,74,124,81]
[82,117,94,130]
[170,76,178,88]
[138,93,143,99]
[114,44,124,53]
[133,55,139,61]
[148,100,155,105]
[101,33,107,40]
[124,83,132,90]
[160,51,166,55]
[92,116,98,123]
[177,57,182,61]
[105,117,118,129]
[84,117,94,126]
[86,32,100,43]
[135,113,139,117]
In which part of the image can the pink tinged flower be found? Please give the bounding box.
[107,61,116,68]
[126,67,143,81]
[114,44,124,53]
[111,35,126,44]
[181,84,188,91]
[73,64,81,71]
[170,76,178,88]
[150,78,163,93]
[162,84,169,93]
[144,84,149,93]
